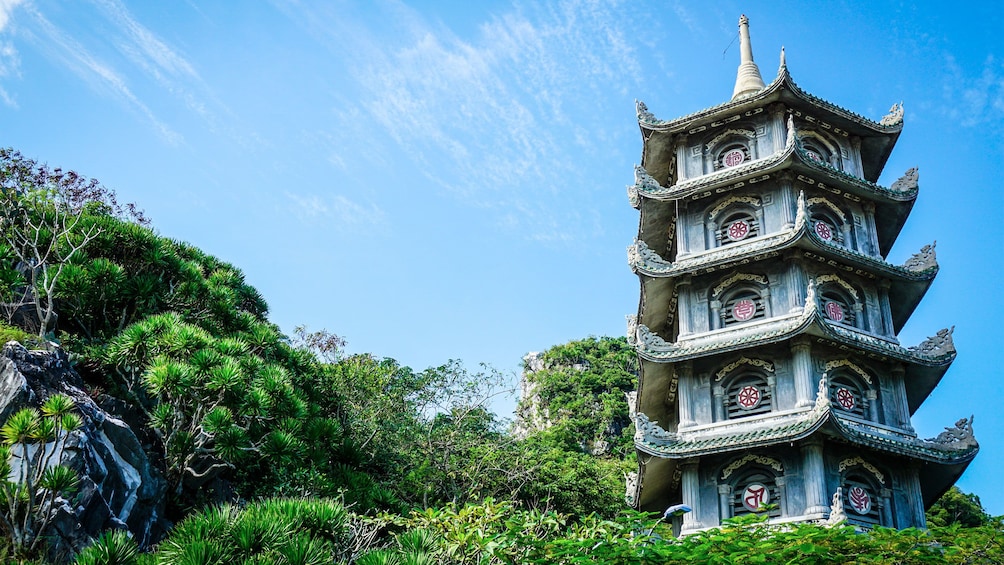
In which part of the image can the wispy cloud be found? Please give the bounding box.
[0,0,24,107]
[279,0,645,243]
[942,53,1004,127]
[285,191,386,231]
[22,4,182,143]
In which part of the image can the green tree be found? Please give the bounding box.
[927,486,990,528]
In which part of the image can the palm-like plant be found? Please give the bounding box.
[0,394,82,559]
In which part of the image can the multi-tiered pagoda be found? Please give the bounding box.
[626,16,977,531]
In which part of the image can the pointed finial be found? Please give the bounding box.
[779,46,786,70]
[732,14,766,100]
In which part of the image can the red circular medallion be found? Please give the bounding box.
[736,385,761,409]
[848,486,871,515]
[835,387,856,411]
[727,220,750,241]
[742,483,771,511]
[723,149,745,168]
[825,301,845,321]
[814,221,833,241]
[732,299,757,321]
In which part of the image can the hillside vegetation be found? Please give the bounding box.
[0,148,999,563]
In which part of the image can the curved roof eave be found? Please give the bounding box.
[637,66,904,137]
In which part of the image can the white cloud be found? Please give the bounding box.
[285,191,386,231]
[0,0,23,32]
[286,0,644,242]
[942,53,1004,127]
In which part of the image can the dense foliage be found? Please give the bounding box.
[0,149,997,563]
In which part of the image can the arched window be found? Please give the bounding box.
[721,286,767,327]
[819,285,857,327]
[715,142,751,171]
[717,209,761,245]
[799,130,843,171]
[843,473,884,527]
[730,466,781,518]
[723,371,773,419]
[829,372,868,418]
[810,208,846,246]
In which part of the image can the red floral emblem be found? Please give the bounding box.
[814,221,833,241]
[835,387,855,411]
[825,301,844,321]
[736,385,761,409]
[732,299,756,321]
[723,149,745,168]
[742,483,770,511]
[848,486,871,514]
[727,220,750,241]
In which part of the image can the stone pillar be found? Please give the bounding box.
[891,364,914,431]
[712,385,726,422]
[710,299,723,330]
[681,461,704,530]
[880,487,894,527]
[678,362,696,428]
[908,465,926,528]
[851,136,864,178]
[777,171,796,229]
[776,476,788,517]
[878,279,894,336]
[718,484,732,523]
[676,134,689,182]
[791,337,815,408]
[769,103,787,153]
[801,440,829,516]
[866,389,879,422]
[852,302,865,331]
[676,276,693,337]
[762,286,773,317]
[863,202,879,257]
[677,202,690,257]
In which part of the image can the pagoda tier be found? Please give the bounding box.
[627,15,976,532]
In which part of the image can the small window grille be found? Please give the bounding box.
[820,289,856,326]
[722,290,766,327]
[844,476,882,527]
[725,373,772,419]
[829,375,867,418]
[715,143,750,170]
[717,212,761,245]
[732,470,781,518]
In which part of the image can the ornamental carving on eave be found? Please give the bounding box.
[890,167,919,192]
[926,415,977,448]
[636,100,657,123]
[705,128,757,150]
[903,242,937,272]
[879,102,904,126]
[721,454,783,479]
[634,412,676,444]
[708,195,762,220]
[815,274,860,300]
[806,196,847,222]
[626,315,639,346]
[628,239,672,272]
[712,272,769,298]
[908,326,955,356]
[837,456,886,484]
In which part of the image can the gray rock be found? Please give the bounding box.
[0,341,167,561]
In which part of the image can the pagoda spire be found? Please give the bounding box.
[731,14,766,100]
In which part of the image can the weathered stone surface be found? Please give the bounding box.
[0,341,167,560]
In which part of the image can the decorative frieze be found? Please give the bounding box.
[721,454,783,479]
[838,456,886,484]
[823,359,873,384]
[715,357,775,381]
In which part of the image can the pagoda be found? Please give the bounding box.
[626,15,978,531]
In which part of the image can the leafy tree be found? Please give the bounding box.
[927,486,990,528]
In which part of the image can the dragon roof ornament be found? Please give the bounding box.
[890,167,919,192]
[904,242,937,272]
[636,100,656,123]
[634,412,676,444]
[926,416,977,449]
[880,102,905,126]
[628,239,673,274]
[909,326,956,357]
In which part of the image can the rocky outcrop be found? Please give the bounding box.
[0,341,167,560]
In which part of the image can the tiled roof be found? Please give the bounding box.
[630,137,916,204]
[637,65,903,135]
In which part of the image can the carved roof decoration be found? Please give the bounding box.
[628,193,937,284]
[636,65,903,135]
[629,280,955,368]
[630,132,917,207]
[635,380,978,463]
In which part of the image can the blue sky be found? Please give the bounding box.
[1,1,1001,513]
